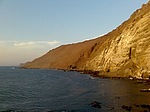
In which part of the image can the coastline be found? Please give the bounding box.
[20,66,150,82]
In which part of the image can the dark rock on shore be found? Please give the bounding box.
[140,104,150,110]
[121,105,132,111]
[90,101,102,109]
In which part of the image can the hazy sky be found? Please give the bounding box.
[0,0,148,66]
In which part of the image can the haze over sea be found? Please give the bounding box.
[0,66,149,112]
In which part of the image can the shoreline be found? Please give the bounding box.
[20,66,150,82]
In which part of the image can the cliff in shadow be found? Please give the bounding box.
[23,1,150,79]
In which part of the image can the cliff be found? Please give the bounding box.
[23,2,150,79]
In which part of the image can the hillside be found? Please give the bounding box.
[23,1,150,79]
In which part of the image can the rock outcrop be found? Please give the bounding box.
[23,2,150,79]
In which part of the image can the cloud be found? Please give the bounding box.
[47,41,59,45]
[13,40,59,47]
[0,40,60,66]
[14,41,35,46]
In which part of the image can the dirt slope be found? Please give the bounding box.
[23,1,150,78]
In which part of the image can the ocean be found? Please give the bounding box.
[0,66,149,112]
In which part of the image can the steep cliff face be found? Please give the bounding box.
[85,2,150,78]
[23,2,150,78]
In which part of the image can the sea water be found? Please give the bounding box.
[0,66,149,112]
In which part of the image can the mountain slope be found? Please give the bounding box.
[23,2,150,78]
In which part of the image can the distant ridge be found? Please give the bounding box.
[23,1,150,79]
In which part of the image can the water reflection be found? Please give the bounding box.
[96,79,150,111]
[0,67,149,112]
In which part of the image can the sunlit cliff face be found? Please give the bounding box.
[85,2,150,78]
[22,2,150,78]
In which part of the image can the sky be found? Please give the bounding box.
[0,0,148,66]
